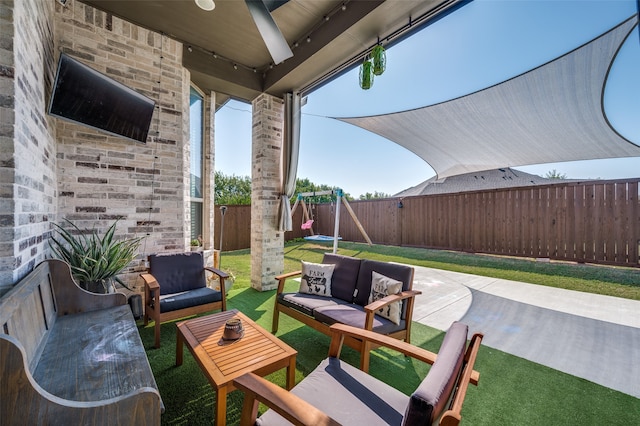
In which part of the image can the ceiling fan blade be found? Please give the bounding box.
[245,0,293,65]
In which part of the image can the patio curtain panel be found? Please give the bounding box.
[337,15,640,179]
[279,92,301,231]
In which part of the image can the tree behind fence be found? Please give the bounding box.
[215,178,640,268]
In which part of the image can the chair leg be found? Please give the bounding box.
[240,395,260,426]
[360,341,371,373]
[271,306,280,333]
[154,321,161,348]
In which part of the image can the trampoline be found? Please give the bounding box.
[303,235,342,242]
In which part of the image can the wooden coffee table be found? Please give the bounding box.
[176,309,297,425]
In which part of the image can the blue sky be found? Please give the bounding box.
[215,0,640,198]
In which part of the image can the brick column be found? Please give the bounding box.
[204,90,216,250]
[250,94,284,291]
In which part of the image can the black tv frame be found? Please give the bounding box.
[48,53,155,143]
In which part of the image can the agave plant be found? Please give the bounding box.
[49,219,144,293]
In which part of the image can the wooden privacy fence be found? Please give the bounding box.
[212,204,306,252]
[215,178,640,268]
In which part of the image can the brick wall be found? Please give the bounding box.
[0,0,225,294]
[0,0,214,293]
[204,90,216,250]
[53,0,193,289]
[250,94,284,291]
[0,0,57,294]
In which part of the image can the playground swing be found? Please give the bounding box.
[300,198,314,231]
[290,189,372,254]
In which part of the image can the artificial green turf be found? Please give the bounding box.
[140,243,640,425]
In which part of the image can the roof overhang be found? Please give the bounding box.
[80,0,467,109]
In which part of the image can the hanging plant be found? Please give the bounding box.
[372,44,386,76]
[359,58,374,90]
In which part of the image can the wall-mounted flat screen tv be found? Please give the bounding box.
[48,53,155,143]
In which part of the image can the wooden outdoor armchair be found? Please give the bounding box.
[234,322,483,426]
[140,251,227,348]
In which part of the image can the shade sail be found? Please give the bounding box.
[337,15,640,179]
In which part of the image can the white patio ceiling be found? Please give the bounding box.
[337,15,640,179]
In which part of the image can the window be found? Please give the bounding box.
[189,86,204,241]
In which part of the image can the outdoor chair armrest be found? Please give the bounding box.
[363,290,422,332]
[328,323,438,366]
[233,372,341,426]
[140,273,161,311]
[364,290,422,313]
[140,273,159,292]
[204,266,228,306]
[204,266,229,279]
[274,270,302,293]
[329,323,480,383]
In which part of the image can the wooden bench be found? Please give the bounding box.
[234,322,483,426]
[0,259,163,425]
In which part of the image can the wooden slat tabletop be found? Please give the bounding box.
[177,309,297,388]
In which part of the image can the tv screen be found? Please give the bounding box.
[48,53,155,143]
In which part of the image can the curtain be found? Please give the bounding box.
[278,92,301,231]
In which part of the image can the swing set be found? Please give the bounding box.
[290,189,372,254]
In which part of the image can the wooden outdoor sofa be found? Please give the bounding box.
[273,253,421,371]
[0,259,163,425]
[234,321,484,426]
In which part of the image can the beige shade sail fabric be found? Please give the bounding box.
[337,15,640,179]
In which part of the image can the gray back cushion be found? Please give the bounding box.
[148,252,206,295]
[353,260,414,313]
[403,321,468,426]
[321,253,362,302]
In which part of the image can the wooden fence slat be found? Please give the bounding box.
[603,183,614,263]
[558,185,568,260]
[625,181,635,266]
[593,184,605,261]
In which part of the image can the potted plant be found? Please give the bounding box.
[49,219,144,294]
[207,269,235,293]
[190,234,203,251]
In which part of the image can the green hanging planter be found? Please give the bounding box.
[372,44,386,76]
[359,59,374,90]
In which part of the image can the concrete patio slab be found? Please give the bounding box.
[408,265,640,398]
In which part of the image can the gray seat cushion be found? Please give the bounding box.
[256,357,409,426]
[313,303,405,335]
[278,292,347,316]
[159,287,221,313]
[402,321,468,426]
